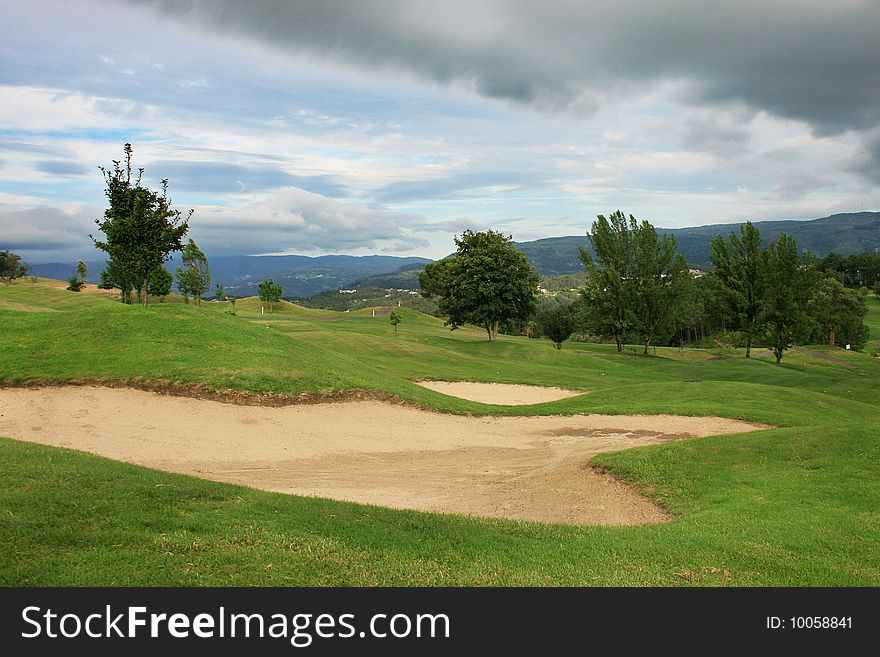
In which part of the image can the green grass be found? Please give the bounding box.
[865,293,880,350]
[1,281,879,586]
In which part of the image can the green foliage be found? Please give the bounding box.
[579,212,691,353]
[175,239,211,305]
[258,278,283,312]
[536,299,576,349]
[579,212,637,351]
[539,272,589,292]
[0,250,30,285]
[818,251,880,289]
[65,276,84,292]
[147,266,173,301]
[762,234,819,363]
[215,283,224,301]
[419,230,540,341]
[710,221,765,357]
[632,219,691,353]
[808,277,870,350]
[91,144,191,307]
[389,309,402,335]
[298,287,440,315]
[98,257,139,304]
[75,260,88,284]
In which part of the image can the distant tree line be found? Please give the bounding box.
[817,251,880,290]
[421,217,871,360]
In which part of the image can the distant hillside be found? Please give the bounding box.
[516,212,880,274]
[28,254,433,298]
[349,262,424,289]
[26,212,880,287]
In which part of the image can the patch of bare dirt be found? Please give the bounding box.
[0,386,767,526]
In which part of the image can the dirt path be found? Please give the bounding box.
[0,386,766,526]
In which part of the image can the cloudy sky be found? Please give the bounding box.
[2,0,880,262]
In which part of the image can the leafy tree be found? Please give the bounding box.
[579,212,637,352]
[579,212,693,354]
[762,233,818,363]
[258,278,283,312]
[710,222,765,357]
[389,309,402,335]
[0,250,30,285]
[75,260,88,284]
[419,230,539,341]
[215,283,224,301]
[91,143,191,307]
[808,277,869,350]
[148,266,173,301]
[537,300,576,349]
[632,220,691,354]
[175,239,211,305]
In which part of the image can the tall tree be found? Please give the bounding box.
[175,239,211,305]
[632,220,691,354]
[710,221,765,357]
[91,143,191,307]
[75,260,88,284]
[579,211,637,352]
[762,233,818,363]
[0,250,29,285]
[419,230,539,341]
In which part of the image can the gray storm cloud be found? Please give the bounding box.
[130,0,880,135]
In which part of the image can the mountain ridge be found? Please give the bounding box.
[24,211,880,293]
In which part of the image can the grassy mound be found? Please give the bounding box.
[1,280,878,585]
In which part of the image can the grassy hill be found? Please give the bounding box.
[1,280,878,585]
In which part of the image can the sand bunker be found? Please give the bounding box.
[0,386,765,525]
[413,380,582,405]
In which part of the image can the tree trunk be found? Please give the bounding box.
[142,276,149,307]
[774,347,782,363]
[829,328,836,346]
[745,333,752,358]
[615,336,622,352]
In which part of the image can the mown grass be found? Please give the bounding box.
[1,281,878,586]
[865,293,880,350]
